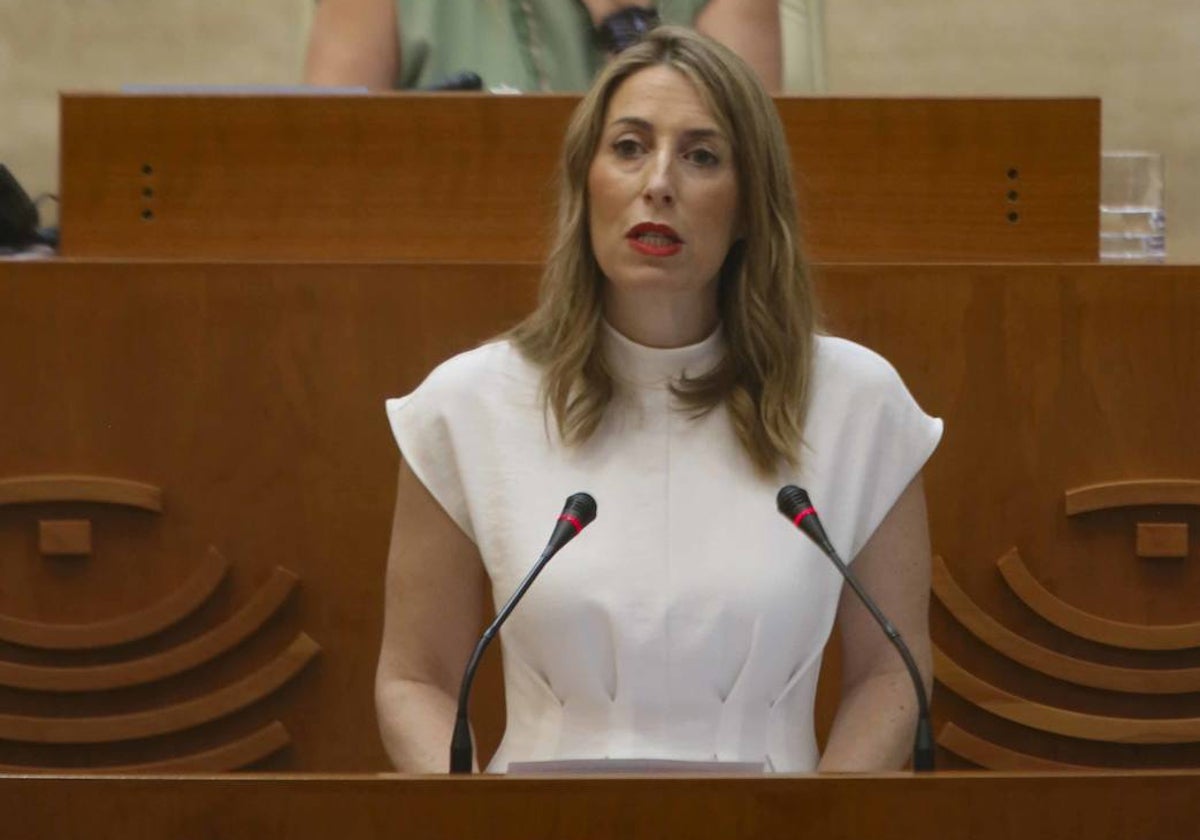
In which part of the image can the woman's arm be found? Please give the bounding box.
[695,0,782,92]
[375,458,486,772]
[817,473,934,772]
[303,0,399,89]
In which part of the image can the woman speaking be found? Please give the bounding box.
[378,26,941,773]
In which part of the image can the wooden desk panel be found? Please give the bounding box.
[1,260,1196,773]
[0,772,1198,839]
[0,260,540,773]
[785,99,1099,261]
[59,95,1099,262]
[815,262,1200,770]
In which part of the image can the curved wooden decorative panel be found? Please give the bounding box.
[996,548,1200,651]
[937,723,1091,771]
[934,555,1200,693]
[0,722,290,774]
[0,548,230,650]
[0,567,298,691]
[934,646,1200,744]
[0,474,163,512]
[0,260,558,771]
[0,634,319,743]
[1065,480,1200,516]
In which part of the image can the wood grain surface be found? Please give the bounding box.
[0,548,229,650]
[58,95,1099,262]
[996,548,1200,651]
[0,772,1198,839]
[1,260,1198,771]
[932,555,1200,693]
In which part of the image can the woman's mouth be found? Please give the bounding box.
[626,223,683,257]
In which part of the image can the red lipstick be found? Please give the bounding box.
[626,222,683,257]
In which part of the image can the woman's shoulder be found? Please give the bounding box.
[424,338,536,386]
[807,333,936,425]
[805,333,941,447]
[812,334,905,389]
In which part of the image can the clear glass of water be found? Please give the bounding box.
[1100,151,1166,262]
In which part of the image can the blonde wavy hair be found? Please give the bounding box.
[510,26,819,475]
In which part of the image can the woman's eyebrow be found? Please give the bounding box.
[679,127,725,144]
[608,116,654,132]
[608,117,726,143]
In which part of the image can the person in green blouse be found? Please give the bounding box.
[304,0,782,93]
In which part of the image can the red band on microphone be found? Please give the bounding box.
[792,507,817,528]
[558,513,583,535]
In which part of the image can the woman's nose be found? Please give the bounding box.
[642,153,675,206]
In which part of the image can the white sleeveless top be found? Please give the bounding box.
[386,325,942,772]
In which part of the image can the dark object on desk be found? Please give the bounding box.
[421,71,483,92]
[0,165,40,248]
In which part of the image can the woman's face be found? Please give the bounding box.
[587,65,740,336]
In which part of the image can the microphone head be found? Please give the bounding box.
[543,492,597,555]
[776,485,812,519]
[777,485,838,558]
[562,492,598,529]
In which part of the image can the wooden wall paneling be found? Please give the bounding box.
[58,95,1098,262]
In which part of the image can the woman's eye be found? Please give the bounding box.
[612,138,643,158]
[686,148,720,167]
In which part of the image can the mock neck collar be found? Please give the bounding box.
[601,320,725,388]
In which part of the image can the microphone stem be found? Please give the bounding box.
[449,549,553,774]
[822,542,934,772]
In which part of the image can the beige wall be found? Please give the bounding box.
[0,0,311,226]
[1,1,1197,260]
[822,0,1200,262]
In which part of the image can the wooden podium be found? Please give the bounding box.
[2,261,1200,774]
[4,88,1196,806]
[1,771,1198,838]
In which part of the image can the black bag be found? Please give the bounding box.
[0,164,40,248]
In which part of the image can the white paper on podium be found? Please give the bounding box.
[505,758,765,775]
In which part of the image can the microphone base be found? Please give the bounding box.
[449,716,474,774]
[913,715,935,772]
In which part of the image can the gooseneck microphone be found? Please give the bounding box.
[776,486,934,772]
[449,492,598,774]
